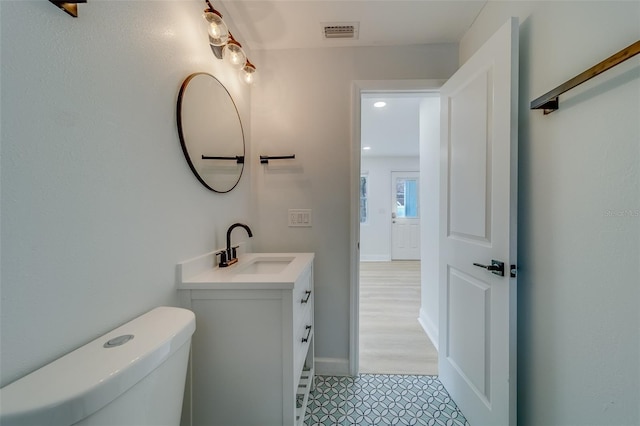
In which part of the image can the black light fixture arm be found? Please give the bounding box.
[204,0,220,15]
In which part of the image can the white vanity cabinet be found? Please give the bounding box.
[178,253,315,426]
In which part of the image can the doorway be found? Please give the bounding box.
[355,85,441,375]
[358,93,424,263]
[352,21,518,422]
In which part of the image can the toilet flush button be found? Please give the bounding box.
[104,334,134,348]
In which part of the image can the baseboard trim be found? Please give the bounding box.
[418,309,439,352]
[315,357,351,376]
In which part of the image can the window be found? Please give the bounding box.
[395,178,418,218]
[360,174,368,223]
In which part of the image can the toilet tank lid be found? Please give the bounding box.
[0,306,195,426]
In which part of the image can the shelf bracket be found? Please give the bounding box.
[49,0,86,17]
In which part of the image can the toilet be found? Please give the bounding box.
[0,306,195,426]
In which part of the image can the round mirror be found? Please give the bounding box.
[177,72,245,193]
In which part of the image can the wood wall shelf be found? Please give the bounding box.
[531,40,640,115]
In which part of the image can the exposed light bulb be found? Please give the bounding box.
[203,10,229,46]
[223,41,247,69]
[201,3,258,78]
[373,101,386,108]
[239,61,257,85]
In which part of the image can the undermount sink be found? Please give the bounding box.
[178,252,315,289]
[236,257,295,274]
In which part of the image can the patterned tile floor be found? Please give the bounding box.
[304,375,470,426]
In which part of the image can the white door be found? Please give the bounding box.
[439,17,518,426]
[391,171,420,260]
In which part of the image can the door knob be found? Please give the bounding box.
[473,260,505,277]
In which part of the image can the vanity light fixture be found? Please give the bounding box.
[49,0,86,18]
[202,1,258,85]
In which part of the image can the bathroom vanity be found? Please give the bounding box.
[178,252,315,426]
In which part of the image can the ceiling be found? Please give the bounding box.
[219,0,487,157]
[220,0,487,51]
[361,93,426,157]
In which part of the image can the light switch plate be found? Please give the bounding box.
[288,209,312,227]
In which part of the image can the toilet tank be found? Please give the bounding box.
[0,306,195,426]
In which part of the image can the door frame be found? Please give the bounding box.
[349,79,445,375]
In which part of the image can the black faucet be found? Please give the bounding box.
[217,223,253,267]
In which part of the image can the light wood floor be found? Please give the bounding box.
[359,261,438,375]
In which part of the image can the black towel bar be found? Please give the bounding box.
[201,155,244,164]
[260,155,295,164]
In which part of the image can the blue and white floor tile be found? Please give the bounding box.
[304,375,469,426]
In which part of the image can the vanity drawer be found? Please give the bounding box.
[294,303,313,382]
[292,265,313,325]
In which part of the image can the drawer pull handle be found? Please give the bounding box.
[302,325,312,342]
[301,291,312,304]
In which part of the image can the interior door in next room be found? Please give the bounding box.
[391,171,420,260]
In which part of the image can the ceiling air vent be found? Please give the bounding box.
[322,22,359,39]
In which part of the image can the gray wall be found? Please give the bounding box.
[460,2,639,424]
[0,1,254,386]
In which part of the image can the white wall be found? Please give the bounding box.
[360,156,419,262]
[0,1,255,387]
[460,2,639,424]
[418,96,440,348]
[251,44,459,373]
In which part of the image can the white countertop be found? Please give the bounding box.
[178,252,314,290]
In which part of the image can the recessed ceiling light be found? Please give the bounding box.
[373,101,386,108]
[363,146,371,150]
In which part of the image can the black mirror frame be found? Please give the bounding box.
[176,72,246,193]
